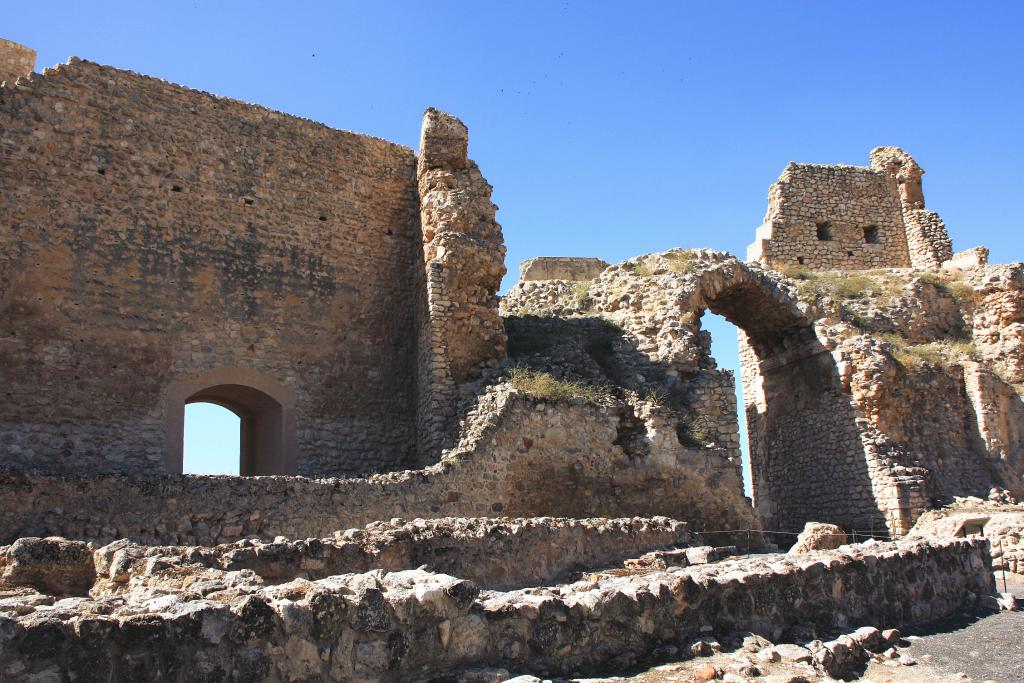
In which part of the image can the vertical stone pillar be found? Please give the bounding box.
[0,38,36,86]
[870,147,953,268]
[415,109,507,457]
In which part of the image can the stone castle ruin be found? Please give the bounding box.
[0,39,1021,681]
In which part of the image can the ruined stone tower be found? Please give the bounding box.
[748,147,954,271]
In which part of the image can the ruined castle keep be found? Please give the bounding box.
[0,38,1021,682]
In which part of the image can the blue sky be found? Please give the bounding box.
[9,2,1022,477]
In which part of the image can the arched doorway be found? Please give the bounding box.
[166,368,297,475]
[689,263,880,534]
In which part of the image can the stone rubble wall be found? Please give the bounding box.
[0,538,993,681]
[968,262,1024,383]
[0,38,34,85]
[2,517,695,595]
[416,109,507,458]
[0,388,758,547]
[0,58,425,477]
[747,162,911,270]
[903,209,953,268]
[748,147,955,272]
[909,503,1024,576]
[869,146,954,269]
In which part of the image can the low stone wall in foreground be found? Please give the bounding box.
[0,538,993,681]
[53,517,693,593]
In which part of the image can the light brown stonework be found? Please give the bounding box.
[0,38,34,85]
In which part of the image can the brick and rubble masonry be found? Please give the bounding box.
[0,538,994,681]
[0,384,759,547]
[0,58,427,476]
[502,249,1024,536]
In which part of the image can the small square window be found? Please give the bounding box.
[816,221,832,241]
[864,225,880,244]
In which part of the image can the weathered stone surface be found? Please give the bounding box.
[0,38,34,84]
[0,538,95,597]
[86,516,696,592]
[910,501,1024,577]
[787,523,848,554]
[519,257,609,282]
[0,538,994,682]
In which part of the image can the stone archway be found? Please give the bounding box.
[687,261,879,533]
[165,368,297,475]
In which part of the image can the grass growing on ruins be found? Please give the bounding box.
[877,333,980,369]
[916,271,976,303]
[572,281,594,310]
[676,417,710,448]
[508,366,606,402]
[665,249,699,275]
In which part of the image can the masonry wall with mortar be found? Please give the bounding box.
[0,59,427,476]
[0,388,759,547]
[748,147,954,272]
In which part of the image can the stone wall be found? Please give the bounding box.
[415,109,507,457]
[747,162,911,270]
[0,538,993,681]
[0,38,34,85]
[0,386,758,547]
[909,503,1024,577]
[502,250,1024,536]
[4,517,695,593]
[519,256,609,281]
[0,59,514,478]
[869,146,953,268]
[747,147,955,272]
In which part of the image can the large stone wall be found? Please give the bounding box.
[748,162,911,270]
[0,58,514,477]
[0,537,993,681]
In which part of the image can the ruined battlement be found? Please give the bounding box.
[748,148,954,271]
[0,38,34,85]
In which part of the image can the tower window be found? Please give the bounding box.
[815,221,832,241]
[864,225,880,244]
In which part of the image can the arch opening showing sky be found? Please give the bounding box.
[183,403,240,475]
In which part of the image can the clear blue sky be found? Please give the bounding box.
[9,2,1022,477]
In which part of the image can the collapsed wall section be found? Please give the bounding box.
[0,59,423,476]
